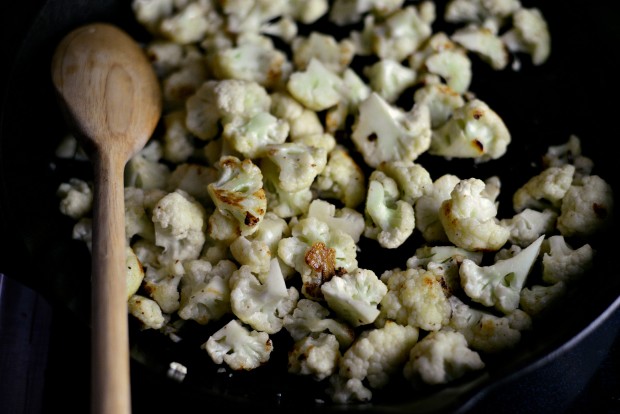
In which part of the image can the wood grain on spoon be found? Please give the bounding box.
[51,23,162,414]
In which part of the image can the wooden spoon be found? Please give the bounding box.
[51,23,162,414]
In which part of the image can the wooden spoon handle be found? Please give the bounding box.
[90,150,131,414]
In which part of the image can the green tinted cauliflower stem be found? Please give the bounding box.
[460,235,544,314]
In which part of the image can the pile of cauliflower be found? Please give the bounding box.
[55,0,614,406]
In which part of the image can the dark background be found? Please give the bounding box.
[2,1,619,413]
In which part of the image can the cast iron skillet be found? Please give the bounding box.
[1,1,619,413]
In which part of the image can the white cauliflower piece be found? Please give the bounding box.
[415,174,461,243]
[377,266,451,331]
[364,171,415,249]
[413,82,465,129]
[520,282,567,317]
[326,376,372,404]
[363,59,417,104]
[371,5,434,62]
[403,330,485,385]
[126,245,144,300]
[291,31,355,73]
[286,0,329,24]
[128,294,166,330]
[501,7,551,66]
[230,258,299,334]
[460,235,544,313]
[207,156,267,236]
[143,262,184,314]
[313,146,367,209]
[72,218,93,251]
[152,189,207,264]
[377,160,433,205]
[328,0,405,26]
[352,93,431,168]
[325,68,372,134]
[57,178,93,220]
[541,235,595,284]
[430,99,511,162]
[261,159,313,219]
[178,259,238,324]
[278,217,358,300]
[286,58,344,111]
[448,295,532,353]
[500,208,558,247]
[229,235,271,274]
[339,321,419,389]
[452,25,509,70]
[161,110,195,164]
[167,163,218,206]
[321,268,388,327]
[288,333,340,381]
[444,0,521,24]
[283,299,355,348]
[406,245,483,270]
[260,143,327,193]
[512,165,575,213]
[161,46,209,110]
[439,178,510,251]
[211,33,292,90]
[125,140,171,190]
[203,319,273,370]
[131,0,174,35]
[158,0,219,44]
[557,175,614,238]
[542,135,593,181]
[307,199,365,244]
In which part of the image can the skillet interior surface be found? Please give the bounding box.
[1,1,619,413]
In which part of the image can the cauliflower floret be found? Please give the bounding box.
[128,294,166,330]
[415,174,461,243]
[377,160,433,205]
[125,140,171,191]
[444,0,521,24]
[260,143,327,192]
[152,189,206,265]
[158,0,219,44]
[460,235,544,313]
[286,58,344,111]
[211,33,292,90]
[519,282,567,317]
[291,31,355,73]
[406,245,483,270]
[207,156,267,236]
[143,261,184,314]
[321,268,388,327]
[448,295,532,353]
[439,178,510,251]
[512,165,575,213]
[326,375,372,404]
[328,0,405,26]
[430,99,511,162]
[72,218,92,251]
[556,175,614,238]
[161,46,210,110]
[230,258,299,334]
[313,146,367,209]
[167,163,218,206]
[363,59,417,104]
[501,7,551,66]
[283,299,355,348]
[161,110,195,164]
[377,266,452,331]
[57,178,93,220]
[278,217,358,300]
[203,319,273,370]
[413,82,465,129]
[324,68,372,134]
[178,259,238,324]
[371,5,434,62]
[403,330,485,385]
[306,199,365,243]
[131,0,174,35]
[261,159,313,219]
[229,235,271,274]
[288,333,340,381]
[451,25,509,70]
[126,245,144,300]
[339,320,419,389]
[541,235,595,284]
[542,135,593,181]
[364,171,416,249]
[352,93,431,168]
[500,208,558,247]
